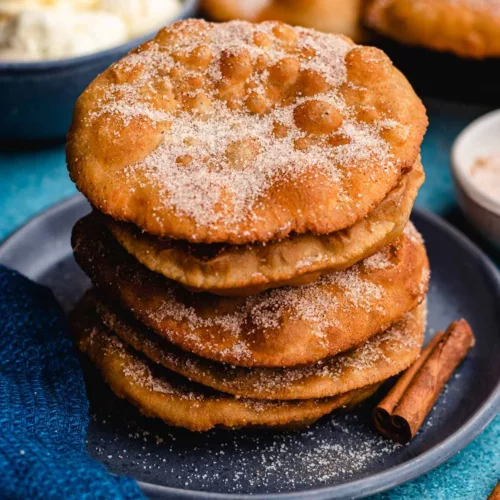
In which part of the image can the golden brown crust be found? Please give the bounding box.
[85,291,426,400]
[201,0,366,41]
[72,308,379,431]
[365,0,500,59]
[71,215,430,367]
[67,19,427,244]
[107,160,424,296]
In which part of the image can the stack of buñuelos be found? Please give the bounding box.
[67,19,430,432]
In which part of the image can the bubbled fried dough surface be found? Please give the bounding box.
[71,215,430,367]
[107,160,423,296]
[365,0,500,59]
[67,19,427,244]
[72,309,379,431]
[201,0,365,41]
[86,291,425,400]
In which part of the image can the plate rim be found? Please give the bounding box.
[1,195,499,500]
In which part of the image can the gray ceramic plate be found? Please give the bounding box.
[0,195,499,500]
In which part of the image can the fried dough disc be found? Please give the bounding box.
[201,0,366,41]
[365,0,500,59]
[67,19,427,244]
[72,309,379,431]
[88,292,425,400]
[107,161,424,297]
[72,216,430,367]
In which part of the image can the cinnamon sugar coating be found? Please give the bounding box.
[201,0,366,41]
[72,306,379,431]
[71,215,430,367]
[67,19,427,244]
[107,160,423,296]
[365,0,500,59]
[85,291,426,400]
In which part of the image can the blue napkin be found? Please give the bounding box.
[0,265,144,500]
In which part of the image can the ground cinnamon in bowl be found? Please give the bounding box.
[470,154,500,202]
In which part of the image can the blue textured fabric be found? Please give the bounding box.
[0,99,499,499]
[0,265,144,500]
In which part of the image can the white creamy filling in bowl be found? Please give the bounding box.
[0,0,182,60]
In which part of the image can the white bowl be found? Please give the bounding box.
[451,109,500,250]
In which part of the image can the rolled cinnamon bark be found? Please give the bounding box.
[488,481,500,500]
[373,319,475,443]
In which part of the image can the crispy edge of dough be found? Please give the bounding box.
[72,308,380,431]
[91,293,425,400]
[107,160,424,296]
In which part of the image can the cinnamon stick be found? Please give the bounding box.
[488,481,500,500]
[373,319,475,443]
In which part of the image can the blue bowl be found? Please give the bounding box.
[0,0,198,142]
